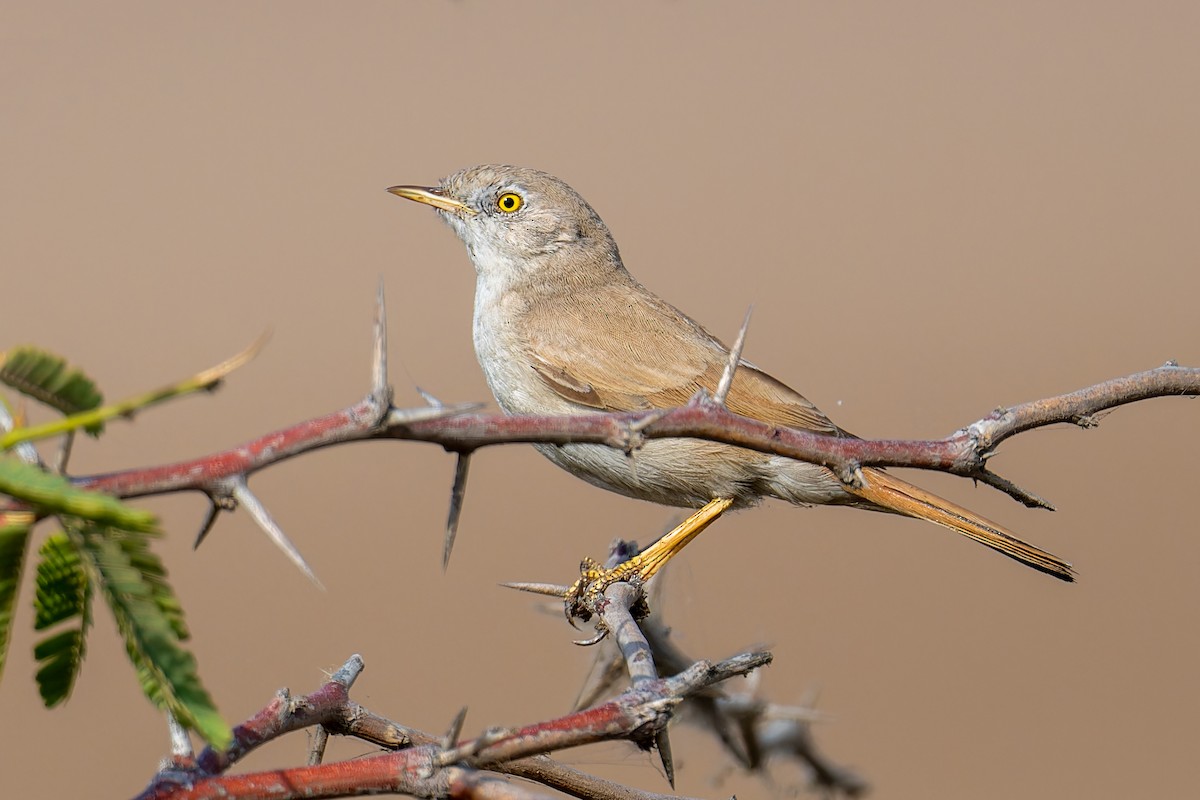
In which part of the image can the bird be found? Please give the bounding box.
[388,165,1073,582]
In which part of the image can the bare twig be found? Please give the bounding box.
[306,725,330,767]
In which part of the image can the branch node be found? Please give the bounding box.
[622,408,670,456]
[835,464,866,489]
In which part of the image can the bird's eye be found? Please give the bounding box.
[496,192,524,213]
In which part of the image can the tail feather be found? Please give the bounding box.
[848,467,1075,582]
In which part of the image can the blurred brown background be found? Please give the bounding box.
[2,3,1197,798]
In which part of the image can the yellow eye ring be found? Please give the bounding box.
[497,192,523,213]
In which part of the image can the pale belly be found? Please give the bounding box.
[533,437,852,510]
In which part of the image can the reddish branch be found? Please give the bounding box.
[135,651,770,800]
[135,542,852,800]
[68,361,1198,512]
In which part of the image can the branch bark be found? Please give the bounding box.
[135,651,771,800]
[67,361,1197,512]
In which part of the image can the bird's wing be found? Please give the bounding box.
[522,284,842,435]
[522,284,1076,581]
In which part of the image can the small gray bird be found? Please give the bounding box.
[389,165,1073,581]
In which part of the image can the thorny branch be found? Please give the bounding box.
[69,361,1200,509]
[5,282,1185,580]
[577,576,869,797]
[8,288,1187,798]
[384,360,1197,509]
[510,539,869,797]
[136,650,772,800]
[136,543,859,800]
[53,285,1198,564]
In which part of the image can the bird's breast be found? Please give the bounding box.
[471,280,572,415]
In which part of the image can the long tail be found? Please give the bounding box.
[847,467,1075,582]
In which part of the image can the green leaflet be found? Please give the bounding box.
[33,532,91,706]
[0,518,32,682]
[0,347,104,435]
[34,628,88,707]
[81,526,228,747]
[0,459,157,533]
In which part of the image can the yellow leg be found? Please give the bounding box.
[565,497,733,619]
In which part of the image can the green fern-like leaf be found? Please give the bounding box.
[81,525,228,747]
[0,347,104,435]
[0,516,33,682]
[0,459,156,532]
[34,533,88,628]
[32,532,91,706]
[113,527,188,640]
[33,628,88,707]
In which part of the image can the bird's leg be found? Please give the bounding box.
[565,497,733,622]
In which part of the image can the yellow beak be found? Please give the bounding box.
[386,185,477,216]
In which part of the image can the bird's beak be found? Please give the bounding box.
[386,185,477,216]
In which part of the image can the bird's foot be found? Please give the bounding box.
[563,497,733,624]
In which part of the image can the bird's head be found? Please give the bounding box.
[389,165,623,290]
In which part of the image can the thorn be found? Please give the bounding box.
[714,306,753,407]
[500,581,572,597]
[192,500,222,549]
[229,477,323,588]
[371,280,392,408]
[443,453,471,569]
[655,727,676,789]
[385,401,484,427]
[417,387,444,407]
[165,710,194,760]
[442,706,468,751]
